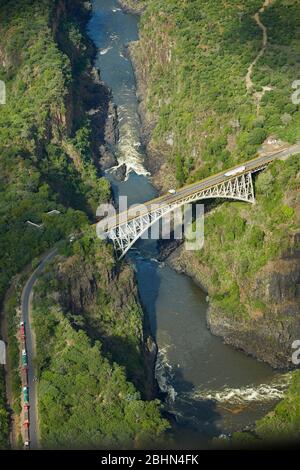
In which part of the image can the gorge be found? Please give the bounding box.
[87,0,299,447]
[0,0,299,451]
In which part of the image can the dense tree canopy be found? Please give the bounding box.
[135,0,300,183]
[0,0,109,445]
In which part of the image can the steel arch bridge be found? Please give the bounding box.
[99,144,300,259]
[105,172,255,259]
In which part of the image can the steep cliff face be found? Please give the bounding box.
[48,1,156,396]
[209,255,300,369]
[128,26,176,192]
[52,0,118,173]
[168,157,300,368]
[32,239,168,448]
[119,0,147,14]
[130,0,300,186]
[128,0,300,369]
[52,237,157,398]
[170,248,300,369]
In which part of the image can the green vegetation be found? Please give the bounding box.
[57,230,152,393]
[4,293,21,415]
[232,371,300,446]
[33,235,169,449]
[119,0,147,12]
[135,0,300,184]
[0,0,110,447]
[255,371,300,442]
[134,0,300,444]
[195,155,299,316]
[0,0,109,305]
[0,366,8,449]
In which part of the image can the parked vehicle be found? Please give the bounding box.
[24,427,30,448]
[21,367,28,386]
[168,189,176,195]
[20,321,25,339]
[21,349,28,367]
[224,166,246,177]
[24,404,30,423]
[23,386,29,404]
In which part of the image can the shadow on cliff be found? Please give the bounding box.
[130,243,161,338]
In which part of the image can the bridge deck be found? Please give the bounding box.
[107,144,300,229]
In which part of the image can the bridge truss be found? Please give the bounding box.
[105,172,255,259]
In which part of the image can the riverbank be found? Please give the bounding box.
[118,0,146,15]
[0,0,167,448]
[31,238,169,448]
[50,0,162,405]
[72,0,300,448]
[54,0,120,175]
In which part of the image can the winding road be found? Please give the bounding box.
[19,143,300,447]
[21,248,58,449]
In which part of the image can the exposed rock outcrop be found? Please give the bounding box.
[52,0,119,172]
[127,41,177,192]
[56,244,158,398]
[118,0,147,15]
[112,163,127,181]
[128,2,300,371]
[169,239,300,369]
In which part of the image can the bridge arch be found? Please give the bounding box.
[104,172,255,259]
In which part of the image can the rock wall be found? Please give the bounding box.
[127,2,300,369]
[43,0,157,397]
[53,0,119,171]
[56,242,158,398]
[118,0,147,14]
[128,38,177,192]
[169,232,300,369]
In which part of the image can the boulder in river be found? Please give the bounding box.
[99,144,118,170]
[113,163,127,181]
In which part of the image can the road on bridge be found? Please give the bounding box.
[108,143,300,228]
[21,248,58,449]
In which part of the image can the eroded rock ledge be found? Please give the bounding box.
[168,241,300,369]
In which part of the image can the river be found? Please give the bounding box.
[87,0,285,448]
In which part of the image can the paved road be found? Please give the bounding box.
[21,248,58,449]
[17,143,300,447]
[107,144,300,229]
